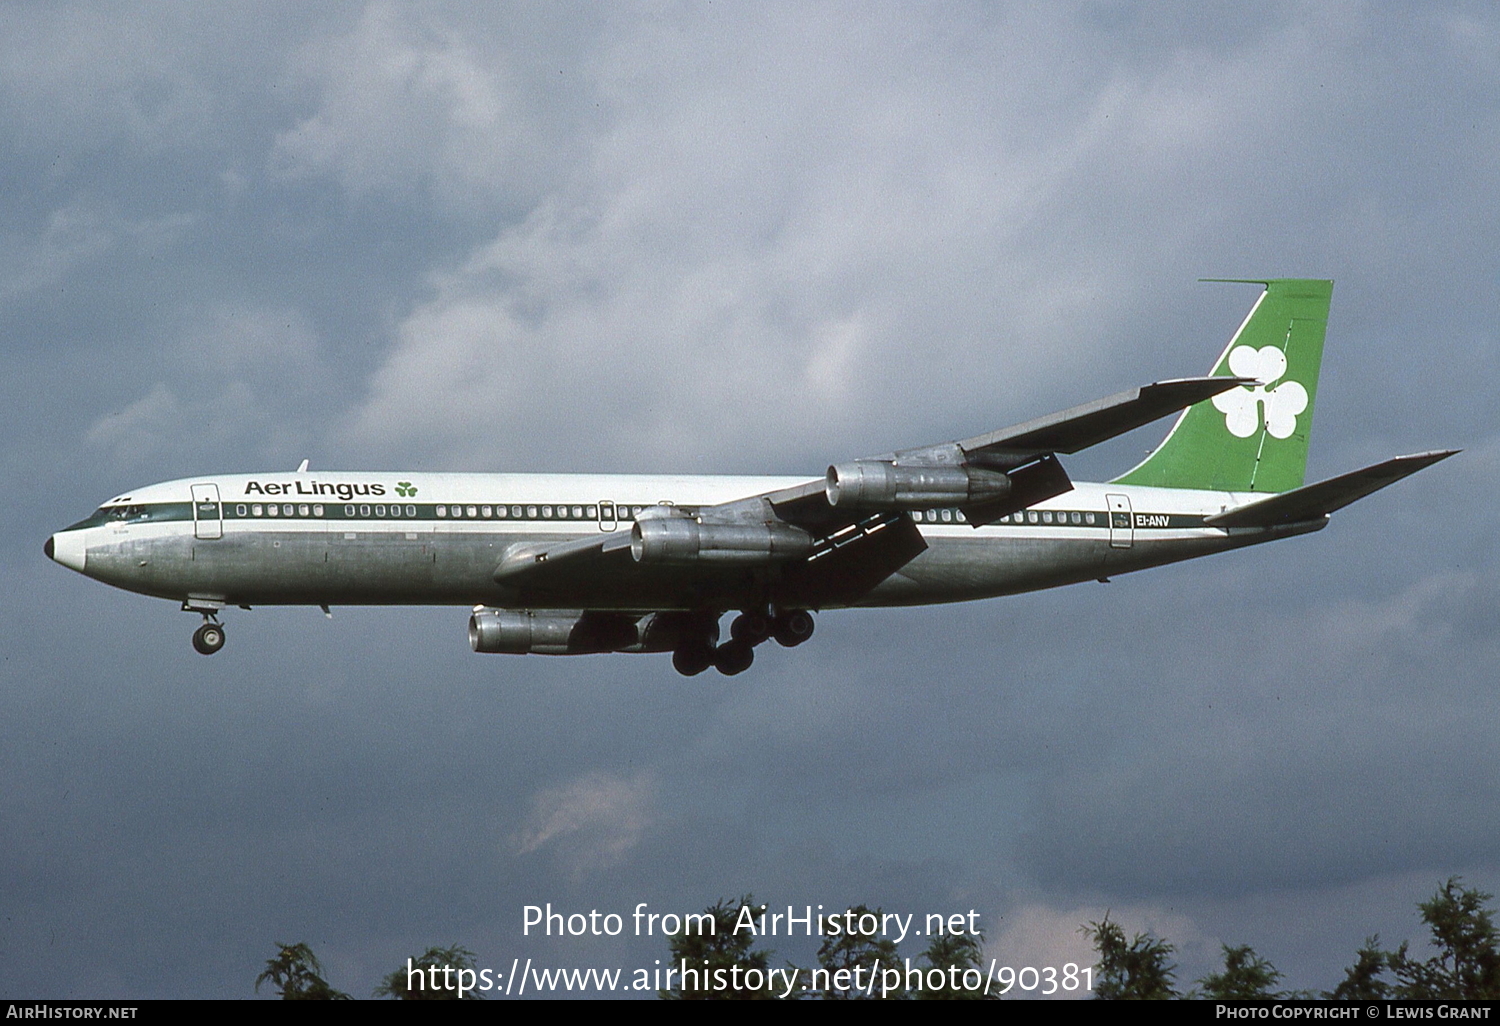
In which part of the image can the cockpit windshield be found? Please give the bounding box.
[63,504,179,531]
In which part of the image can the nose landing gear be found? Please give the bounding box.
[192,619,226,655]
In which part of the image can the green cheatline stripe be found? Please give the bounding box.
[225,500,621,523]
[72,502,1213,531]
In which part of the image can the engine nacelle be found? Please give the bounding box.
[469,609,636,654]
[630,518,814,565]
[825,461,1012,509]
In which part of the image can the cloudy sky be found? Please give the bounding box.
[4,0,1498,999]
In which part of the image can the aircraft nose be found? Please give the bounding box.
[46,531,86,572]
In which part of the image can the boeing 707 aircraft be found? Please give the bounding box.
[47,279,1454,675]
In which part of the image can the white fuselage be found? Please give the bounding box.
[48,471,1319,614]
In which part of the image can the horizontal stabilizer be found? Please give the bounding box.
[1204,450,1458,528]
[959,377,1253,458]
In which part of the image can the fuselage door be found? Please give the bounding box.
[191,483,223,540]
[598,500,617,532]
[1106,493,1133,549]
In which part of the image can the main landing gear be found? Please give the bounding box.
[191,618,226,655]
[672,609,815,677]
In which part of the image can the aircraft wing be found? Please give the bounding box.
[492,529,632,586]
[953,376,1255,458]
[765,375,1250,528]
[1204,450,1459,528]
[493,375,1249,595]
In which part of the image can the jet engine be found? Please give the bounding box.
[825,461,1012,510]
[630,518,813,565]
[468,609,637,654]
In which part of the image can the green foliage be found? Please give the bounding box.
[915,931,995,1000]
[1389,878,1500,1000]
[374,945,483,1000]
[1327,936,1392,1000]
[1084,916,1177,1000]
[255,942,350,1000]
[1195,944,1283,1000]
[660,895,776,1000]
[813,904,903,999]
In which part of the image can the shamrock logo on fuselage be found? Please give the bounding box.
[1212,346,1309,440]
[395,481,418,497]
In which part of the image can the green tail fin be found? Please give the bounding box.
[1113,279,1332,493]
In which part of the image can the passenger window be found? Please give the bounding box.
[542,506,553,518]
[467,505,478,517]
[436,506,447,517]
[406,505,415,517]
[314,504,324,516]
[360,505,370,517]
[586,505,597,518]
[267,505,279,517]
[940,509,952,523]
[299,504,310,516]
[1086,512,1096,525]
[496,506,508,518]
[376,505,386,517]
[236,504,247,516]
[572,506,584,518]
[1028,511,1039,524]
[345,505,355,517]
[482,505,492,517]
[1042,511,1052,524]
[526,506,538,518]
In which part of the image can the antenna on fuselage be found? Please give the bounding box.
[296,459,309,473]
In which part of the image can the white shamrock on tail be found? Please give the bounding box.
[1211,346,1309,439]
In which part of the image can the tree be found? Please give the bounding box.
[1084,916,1177,1000]
[374,945,483,1000]
[812,904,904,999]
[915,931,996,1000]
[1327,936,1392,1000]
[1195,944,1283,999]
[661,895,776,1000]
[255,942,350,1000]
[1390,878,1500,1000]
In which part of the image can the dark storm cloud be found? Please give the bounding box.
[3,0,1498,1000]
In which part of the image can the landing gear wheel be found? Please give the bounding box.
[730,611,772,645]
[192,622,226,655]
[773,610,815,648]
[672,643,715,677]
[713,639,755,676]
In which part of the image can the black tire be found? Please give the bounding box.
[713,639,755,676]
[192,622,225,655]
[672,643,715,677]
[730,611,772,645]
[773,610,815,648]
